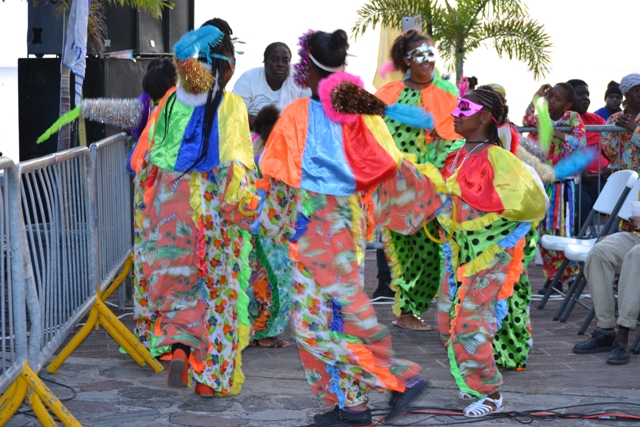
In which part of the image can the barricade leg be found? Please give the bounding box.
[95,299,164,373]
[47,307,99,374]
[21,363,82,427]
[27,388,57,427]
[47,255,163,374]
[0,379,28,426]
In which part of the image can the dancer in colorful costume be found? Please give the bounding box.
[436,88,547,416]
[132,18,259,396]
[257,29,444,426]
[374,30,462,330]
[246,105,295,349]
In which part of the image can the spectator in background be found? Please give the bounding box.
[594,81,623,121]
[601,73,640,172]
[523,83,586,295]
[233,42,311,130]
[143,58,177,103]
[566,79,610,232]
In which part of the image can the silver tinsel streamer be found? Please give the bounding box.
[81,98,143,130]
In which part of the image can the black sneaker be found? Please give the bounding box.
[372,280,395,300]
[537,280,562,295]
[387,377,430,422]
[607,340,630,365]
[312,406,372,426]
[572,330,615,354]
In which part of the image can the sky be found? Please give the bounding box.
[1,0,640,160]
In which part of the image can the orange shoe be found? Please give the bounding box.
[195,382,215,397]
[167,348,188,388]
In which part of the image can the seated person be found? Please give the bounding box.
[233,42,311,129]
[594,81,622,121]
[572,212,640,365]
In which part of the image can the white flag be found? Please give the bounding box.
[62,0,90,106]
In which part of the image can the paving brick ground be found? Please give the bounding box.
[5,251,640,426]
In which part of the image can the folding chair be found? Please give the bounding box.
[559,176,640,324]
[537,170,638,310]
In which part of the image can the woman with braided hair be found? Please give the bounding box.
[256,28,450,426]
[435,87,547,416]
[374,29,463,331]
[474,85,539,372]
[131,18,259,397]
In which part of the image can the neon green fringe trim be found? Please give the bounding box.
[36,106,81,144]
[447,342,483,399]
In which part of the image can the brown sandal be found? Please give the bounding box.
[391,313,431,331]
[249,337,291,348]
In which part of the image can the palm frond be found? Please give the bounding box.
[105,0,174,18]
[474,18,553,80]
[352,0,441,39]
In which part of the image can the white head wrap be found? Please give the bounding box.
[620,73,640,95]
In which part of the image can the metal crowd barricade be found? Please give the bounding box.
[0,156,81,426]
[90,133,133,306]
[44,143,162,375]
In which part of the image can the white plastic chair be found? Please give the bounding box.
[538,170,638,311]
[540,170,638,252]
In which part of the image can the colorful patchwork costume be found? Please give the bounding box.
[132,86,258,395]
[257,95,448,408]
[436,145,547,398]
[375,81,462,320]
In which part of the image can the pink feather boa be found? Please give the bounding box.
[378,61,397,79]
[318,71,365,124]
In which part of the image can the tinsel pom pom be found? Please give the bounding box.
[318,71,371,123]
[516,145,556,183]
[131,93,152,139]
[519,135,547,160]
[292,30,314,88]
[175,58,214,95]
[81,98,144,130]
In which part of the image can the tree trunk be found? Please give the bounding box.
[57,67,72,152]
[455,52,464,83]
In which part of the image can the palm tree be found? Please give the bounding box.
[35,0,173,151]
[352,0,552,83]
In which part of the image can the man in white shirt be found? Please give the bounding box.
[233,42,311,129]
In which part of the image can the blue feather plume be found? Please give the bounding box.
[174,26,223,62]
[384,103,434,131]
[553,147,596,180]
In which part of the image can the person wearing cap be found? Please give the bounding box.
[594,81,623,121]
[601,73,640,172]
[486,83,521,154]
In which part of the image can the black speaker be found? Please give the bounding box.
[18,57,156,161]
[26,0,194,56]
[102,1,194,55]
[18,58,64,161]
[27,0,64,56]
[83,57,157,142]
